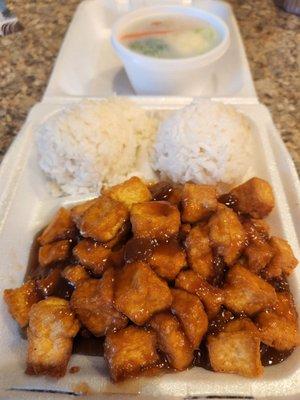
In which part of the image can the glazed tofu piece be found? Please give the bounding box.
[171,288,208,349]
[175,270,224,319]
[223,318,259,334]
[245,242,274,274]
[78,196,129,243]
[230,177,275,218]
[103,221,131,249]
[150,312,193,370]
[104,177,152,209]
[182,183,218,223]
[3,281,40,327]
[38,240,71,268]
[149,240,186,280]
[73,239,112,275]
[38,208,76,246]
[149,182,183,206]
[265,237,298,278]
[104,326,158,381]
[208,205,246,265]
[114,262,172,325]
[70,269,128,336]
[185,224,214,280]
[256,292,300,350]
[224,264,277,315]
[26,297,80,377]
[36,268,62,298]
[243,218,270,241]
[130,201,180,239]
[207,330,263,378]
[61,265,90,287]
[70,198,98,224]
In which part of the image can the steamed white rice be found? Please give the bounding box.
[37,98,158,195]
[152,99,253,186]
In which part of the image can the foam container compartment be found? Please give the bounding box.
[0,97,299,399]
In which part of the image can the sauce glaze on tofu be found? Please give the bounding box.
[3,176,299,381]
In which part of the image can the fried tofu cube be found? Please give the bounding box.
[71,198,98,224]
[207,330,263,378]
[103,221,131,249]
[150,312,193,370]
[185,224,214,280]
[223,318,258,334]
[114,262,172,325]
[38,240,71,268]
[61,265,90,287]
[208,205,246,265]
[26,297,80,377]
[175,270,224,319]
[38,208,76,246]
[149,240,186,280]
[256,292,300,350]
[130,201,180,239]
[78,196,129,243]
[265,237,298,278]
[224,264,277,315]
[243,218,270,242]
[70,269,128,336]
[3,281,40,327]
[36,268,62,297]
[171,288,208,349]
[73,239,112,275]
[104,177,152,209]
[230,177,275,218]
[104,326,158,381]
[245,242,274,274]
[182,183,217,223]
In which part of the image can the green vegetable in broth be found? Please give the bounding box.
[129,38,170,57]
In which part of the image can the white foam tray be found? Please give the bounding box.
[44,0,257,98]
[0,97,299,400]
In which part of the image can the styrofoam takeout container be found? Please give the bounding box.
[111,5,230,95]
[0,96,299,399]
[44,0,257,98]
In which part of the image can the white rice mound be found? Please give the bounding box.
[152,99,254,185]
[37,98,158,195]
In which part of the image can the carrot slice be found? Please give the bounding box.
[120,30,175,41]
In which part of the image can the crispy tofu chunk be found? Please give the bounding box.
[149,182,183,206]
[265,237,298,278]
[103,221,131,249]
[256,292,300,350]
[223,318,258,334]
[78,196,129,243]
[130,201,180,239]
[171,288,208,349]
[61,265,90,287]
[26,297,80,377]
[114,262,172,325]
[182,183,218,223]
[36,268,62,297]
[149,240,186,280]
[104,177,152,209]
[243,218,270,241]
[245,242,274,274]
[150,312,193,370]
[207,330,263,378]
[230,177,275,218]
[175,270,224,319]
[70,269,128,336]
[38,208,76,246]
[3,281,40,327]
[104,326,158,381]
[38,240,71,268]
[185,224,214,280]
[224,264,277,315]
[208,205,246,265]
[71,198,98,224]
[73,239,112,275]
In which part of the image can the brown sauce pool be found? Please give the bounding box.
[23,190,295,370]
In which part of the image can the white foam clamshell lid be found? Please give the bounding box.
[0,97,299,399]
